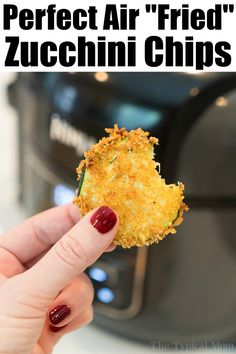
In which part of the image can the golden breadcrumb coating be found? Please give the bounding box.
[74,125,188,248]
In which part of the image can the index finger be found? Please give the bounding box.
[0,203,80,265]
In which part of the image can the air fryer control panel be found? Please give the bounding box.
[87,252,136,309]
[86,247,147,319]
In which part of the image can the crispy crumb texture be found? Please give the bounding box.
[74,124,188,248]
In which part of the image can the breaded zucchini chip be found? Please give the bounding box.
[74,125,188,248]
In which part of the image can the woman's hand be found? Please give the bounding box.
[0,204,118,354]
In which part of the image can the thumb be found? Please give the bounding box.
[23,206,118,301]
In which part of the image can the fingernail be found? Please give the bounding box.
[90,206,117,234]
[50,324,67,332]
[49,305,71,325]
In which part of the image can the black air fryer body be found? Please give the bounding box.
[9,72,236,346]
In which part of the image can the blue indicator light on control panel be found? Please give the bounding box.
[88,267,108,282]
[53,184,75,206]
[97,288,115,304]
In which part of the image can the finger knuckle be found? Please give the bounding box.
[54,233,88,269]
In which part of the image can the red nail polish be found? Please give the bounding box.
[50,324,67,333]
[49,305,71,325]
[90,206,117,234]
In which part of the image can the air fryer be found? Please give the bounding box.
[8,72,236,346]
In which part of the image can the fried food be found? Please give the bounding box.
[74,125,188,248]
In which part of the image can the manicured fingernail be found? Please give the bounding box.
[49,305,71,325]
[90,206,117,234]
[50,324,67,332]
